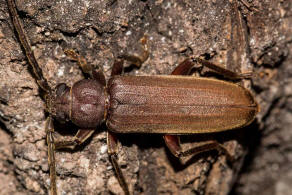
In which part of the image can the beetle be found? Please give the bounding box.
[7,0,259,194]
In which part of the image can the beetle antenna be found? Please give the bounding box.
[7,0,51,94]
[8,1,57,194]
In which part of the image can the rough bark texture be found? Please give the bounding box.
[0,0,291,194]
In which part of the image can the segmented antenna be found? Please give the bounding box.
[7,1,57,194]
[7,0,51,93]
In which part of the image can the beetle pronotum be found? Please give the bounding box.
[7,0,259,194]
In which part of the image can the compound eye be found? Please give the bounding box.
[56,111,66,123]
[56,83,69,97]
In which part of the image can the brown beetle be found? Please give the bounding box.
[8,0,259,194]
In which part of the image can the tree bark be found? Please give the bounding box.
[0,0,291,194]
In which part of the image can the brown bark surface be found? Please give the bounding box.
[0,0,291,194]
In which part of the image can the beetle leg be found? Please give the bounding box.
[173,57,253,79]
[111,59,125,76]
[54,129,95,150]
[45,116,57,195]
[107,132,130,195]
[171,58,195,75]
[238,0,259,12]
[193,57,253,80]
[163,135,233,162]
[64,49,106,85]
[64,49,89,73]
[120,35,149,67]
[111,36,149,76]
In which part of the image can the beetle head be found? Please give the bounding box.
[51,83,71,123]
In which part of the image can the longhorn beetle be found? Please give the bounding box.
[7,0,259,194]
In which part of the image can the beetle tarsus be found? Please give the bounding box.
[118,35,149,68]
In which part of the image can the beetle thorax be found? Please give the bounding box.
[70,79,106,128]
[52,79,106,129]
